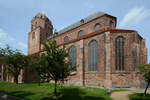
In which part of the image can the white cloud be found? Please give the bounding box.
[0,28,27,53]
[119,6,150,28]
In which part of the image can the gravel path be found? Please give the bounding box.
[110,88,150,100]
[110,91,133,100]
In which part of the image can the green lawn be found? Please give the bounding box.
[0,82,112,100]
[129,93,150,100]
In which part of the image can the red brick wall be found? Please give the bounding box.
[28,27,41,55]
[54,30,147,88]
[110,31,147,88]
[47,15,116,46]
[27,13,147,88]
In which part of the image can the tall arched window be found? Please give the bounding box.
[94,23,101,31]
[64,36,69,42]
[69,45,77,70]
[78,30,84,37]
[115,36,124,71]
[88,40,98,71]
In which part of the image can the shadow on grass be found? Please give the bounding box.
[0,90,34,99]
[129,93,150,100]
[9,91,34,98]
[42,87,107,100]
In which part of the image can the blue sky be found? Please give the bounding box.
[0,0,150,62]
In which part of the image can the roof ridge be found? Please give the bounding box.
[58,11,105,34]
[47,11,105,40]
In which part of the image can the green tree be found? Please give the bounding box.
[29,55,48,86]
[0,45,29,84]
[137,64,150,96]
[41,40,73,97]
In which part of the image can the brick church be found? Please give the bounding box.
[1,12,148,88]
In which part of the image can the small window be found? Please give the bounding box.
[32,32,35,39]
[110,21,114,28]
[48,26,50,31]
[64,36,69,42]
[80,19,84,23]
[78,30,84,37]
[94,23,101,31]
[31,25,33,30]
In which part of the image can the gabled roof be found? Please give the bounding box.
[58,12,105,34]
[47,11,105,40]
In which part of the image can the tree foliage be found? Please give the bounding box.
[0,45,29,84]
[29,55,48,86]
[137,64,150,96]
[41,40,73,97]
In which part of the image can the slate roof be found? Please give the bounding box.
[47,11,105,40]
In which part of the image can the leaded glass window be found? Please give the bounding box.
[115,36,124,71]
[88,40,98,71]
[69,45,76,70]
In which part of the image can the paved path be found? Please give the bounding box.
[110,89,150,100]
[0,93,12,100]
[110,91,133,100]
[0,93,24,100]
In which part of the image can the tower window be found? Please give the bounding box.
[78,30,84,37]
[110,21,114,28]
[94,23,101,31]
[88,40,98,71]
[31,25,33,31]
[64,36,69,42]
[32,32,35,39]
[115,36,124,71]
[48,26,50,30]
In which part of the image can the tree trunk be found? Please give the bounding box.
[38,78,40,86]
[15,76,18,84]
[54,80,57,97]
[144,80,150,96]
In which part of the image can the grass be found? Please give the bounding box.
[129,93,150,100]
[0,81,112,100]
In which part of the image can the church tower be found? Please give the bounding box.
[28,13,53,55]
